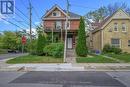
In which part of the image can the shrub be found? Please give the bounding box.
[28,40,37,55]
[103,44,112,53]
[76,17,88,57]
[36,30,46,56]
[103,44,122,54]
[43,43,64,58]
[113,47,122,54]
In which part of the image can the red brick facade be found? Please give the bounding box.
[43,5,80,49]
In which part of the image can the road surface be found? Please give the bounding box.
[0,71,130,87]
[0,53,28,60]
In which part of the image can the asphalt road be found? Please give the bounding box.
[0,71,130,87]
[0,53,28,60]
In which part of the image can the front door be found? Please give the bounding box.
[67,38,72,49]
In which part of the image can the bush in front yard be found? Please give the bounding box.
[36,28,47,56]
[113,47,122,54]
[103,44,113,53]
[103,44,122,54]
[43,43,64,58]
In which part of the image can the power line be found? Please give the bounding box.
[15,7,28,20]
[15,12,29,25]
[12,18,28,28]
[15,7,37,27]
[28,0,40,26]
[1,18,25,30]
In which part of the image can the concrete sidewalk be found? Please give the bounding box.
[1,61,130,71]
[1,57,130,71]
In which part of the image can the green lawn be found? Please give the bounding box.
[76,55,118,63]
[6,55,63,64]
[105,53,130,63]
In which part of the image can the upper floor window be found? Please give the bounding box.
[55,21,62,30]
[114,23,118,32]
[122,23,126,32]
[111,38,120,48]
[52,11,61,17]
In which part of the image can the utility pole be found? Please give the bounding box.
[64,0,70,62]
[28,0,32,43]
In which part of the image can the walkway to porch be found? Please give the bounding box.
[66,49,76,63]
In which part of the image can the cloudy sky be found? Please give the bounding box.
[0,0,130,31]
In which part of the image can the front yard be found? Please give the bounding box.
[76,55,118,63]
[6,55,63,64]
[105,53,130,63]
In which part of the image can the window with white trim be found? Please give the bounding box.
[52,11,61,17]
[111,38,120,47]
[122,23,126,32]
[114,23,118,32]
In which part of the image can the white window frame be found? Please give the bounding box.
[111,38,121,48]
[114,23,118,32]
[122,23,127,32]
[52,11,61,17]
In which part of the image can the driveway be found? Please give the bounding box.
[0,53,28,60]
[0,71,129,87]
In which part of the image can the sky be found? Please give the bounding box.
[0,0,130,32]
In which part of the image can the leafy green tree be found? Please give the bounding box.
[36,26,46,56]
[2,31,17,50]
[76,17,88,57]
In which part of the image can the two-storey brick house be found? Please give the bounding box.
[42,5,80,49]
[88,9,130,53]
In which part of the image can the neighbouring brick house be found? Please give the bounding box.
[42,5,80,49]
[88,9,130,53]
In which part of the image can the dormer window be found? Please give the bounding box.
[114,23,118,32]
[122,23,126,32]
[52,11,61,17]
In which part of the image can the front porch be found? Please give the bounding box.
[45,29,78,49]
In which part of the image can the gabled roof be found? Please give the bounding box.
[63,10,81,18]
[92,9,130,33]
[42,5,81,19]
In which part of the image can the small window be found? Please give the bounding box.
[128,40,130,46]
[111,38,120,47]
[114,23,118,32]
[122,23,126,32]
[52,11,61,17]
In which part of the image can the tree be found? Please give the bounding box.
[76,17,88,57]
[2,31,17,50]
[36,26,46,56]
[85,2,130,22]
[86,6,108,22]
[107,2,129,15]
